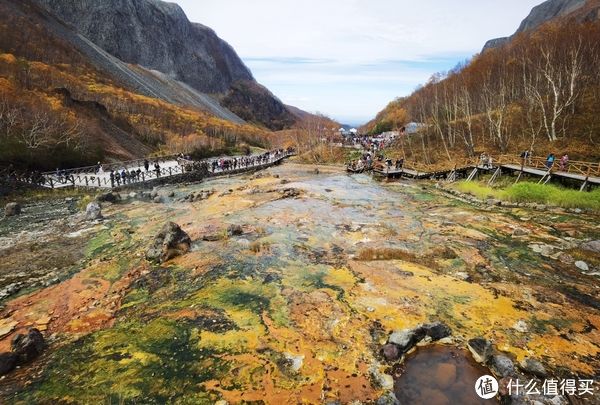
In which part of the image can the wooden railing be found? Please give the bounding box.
[7,150,295,189]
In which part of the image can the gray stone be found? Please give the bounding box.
[85,202,102,220]
[468,337,492,363]
[519,357,547,378]
[381,343,401,361]
[490,354,515,377]
[512,228,530,237]
[153,196,163,204]
[376,392,400,405]
[4,202,21,217]
[581,240,600,253]
[11,328,45,364]
[146,222,192,263]
[575,261,589,271]
[388,327,425,352]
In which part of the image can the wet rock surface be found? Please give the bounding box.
[0,163,599,403]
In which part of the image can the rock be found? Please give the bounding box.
[168,191,175,198]
[227,224,244,236]
[468,337,492,363]
[490,354,515,378]
[85,202,102,220]
[153,196,163,204]
[0,318,18,339]
[280,179,290,185]
[280,188,300,198]
[381,343,401,361]
[314,168,320,175]
[388,327,425,352]
[581,240,600,253]
[376,392,400,405]
[519,357,547,378]
[150,189,159,198]
[373,372,394,390]
[575,261,589,271]
[283,352,304,372]
[146,222,192,263]
[0,352,17,376]
[529,244,554,257]
[128,192,137,198]
[434,362,457,390]
[5,202,22,217]
[512,228,530,237]
[96,192,121,203]
[513,320,528,333]
[422,322,452,340]
[11,328,45,363]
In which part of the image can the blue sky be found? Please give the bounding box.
[175,0,542,126]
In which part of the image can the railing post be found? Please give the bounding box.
[85,176,89,187]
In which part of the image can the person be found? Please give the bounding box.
[154,162,161,177]
[109,170,115,187]
[520,150,531,167]
[395,158,404,169]
[144,159,150,172]
[559,154,569,171]
[546,153,555,169]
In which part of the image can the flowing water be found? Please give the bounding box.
[0,163,598,403]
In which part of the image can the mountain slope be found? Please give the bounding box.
[33,0,296,130]
[483,0,600,51]
[0,0,270,169]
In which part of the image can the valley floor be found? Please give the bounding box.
[0,163,598,403]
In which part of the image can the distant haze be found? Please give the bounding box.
[175,0,542,126]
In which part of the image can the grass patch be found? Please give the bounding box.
[453,181,600,211]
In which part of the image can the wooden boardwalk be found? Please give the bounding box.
[9,150,294,190]
[367,155,599,191]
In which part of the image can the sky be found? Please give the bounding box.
[175,0,542,126]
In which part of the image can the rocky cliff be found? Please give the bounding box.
[483,0,599,51]
[34,0,296,129]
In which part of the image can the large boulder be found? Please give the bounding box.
[5,202,21,217]
[85,202,102,220]
[146,222,192,263]
[11,328,45,364]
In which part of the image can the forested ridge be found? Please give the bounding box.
[365,17,600,164]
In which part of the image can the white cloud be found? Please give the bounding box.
[175,0,542,124]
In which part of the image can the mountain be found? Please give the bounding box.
[0,0,271,169]
[483,0,600,51]
[33,0,295,130]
